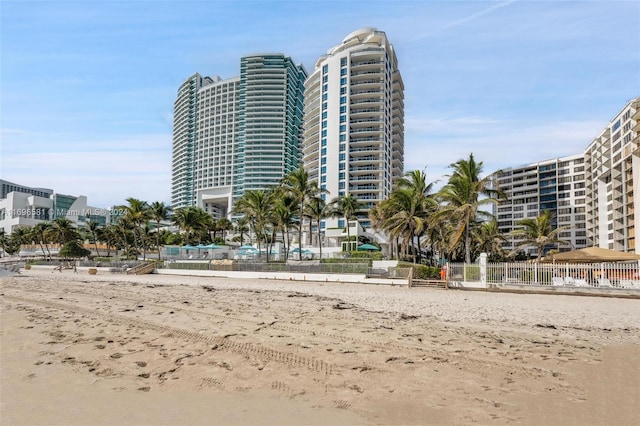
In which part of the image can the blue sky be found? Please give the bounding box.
[1,0,639,208]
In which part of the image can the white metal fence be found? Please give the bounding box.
[448,261,640,289]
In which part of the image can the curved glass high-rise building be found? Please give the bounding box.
[302,28,404,231]
[171,55,307,217]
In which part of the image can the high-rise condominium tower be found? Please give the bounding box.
[302,28,404,230]
[171,55,307,216]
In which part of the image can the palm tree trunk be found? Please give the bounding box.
[156,220,162,261]
[317,220,323,260]
[281,229,287,260]
[93,232,101,257]
[464,219,471,264]
[345,216,351,254]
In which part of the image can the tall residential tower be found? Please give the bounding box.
[171,55,307,217]
[302,28,404,231]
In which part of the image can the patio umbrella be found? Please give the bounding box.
[181,245,197,250]
[290,248,313,254]
[202,243,221,249]
[542,247,640,263]
[238,245,258,252]
[357,243,380,251]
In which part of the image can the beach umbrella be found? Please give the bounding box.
[238,245,258,252]
[357,243,380,251]
[202,243,221,249]
[181,245,197,250]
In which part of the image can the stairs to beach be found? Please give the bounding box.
[126,262,156,275]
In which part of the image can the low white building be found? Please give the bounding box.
[0,188,111,235]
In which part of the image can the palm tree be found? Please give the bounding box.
[149,201,172,260]
[511,210,570,262]
[120,198,150,255]
[271,194,297,259]
[0,229,7,257]
[45,218,79,245]
[475,218,507,261]
[31,222,52,259]
[280,167,319,260]
[86,221,102,257]
[172,206,210,245]
[101,224,120,257]
[214,217,233,243]
[233,190,274,258]
[432,153,504,263]
[379,169,436,263]
[306,195,328,260]
[329,193,363,253]
[233,216,250,246]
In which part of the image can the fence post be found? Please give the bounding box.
[408,267,413,288]
[479,253,487,288]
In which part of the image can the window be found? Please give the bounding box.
[340,87,346,95]
[322,75,328,83]
[339,153,345,161]
[321,166,326,174]
[340,57,347,66]
[322,64,328,73]
[339,134,346,142]
[339,143,345,152]
[322,120,327,128]
[340,77,347,85]
[339,163,345,170]
[339,182,345,189]
[321,157,327,165]
[322,84,328,92]
[321,148,327,155]
[322,93,327,101]
[340,115,346,123]
[321,129,327,137]
[340,68,347,76]
[339,172,345,179]
[321,176,326,183]
[340,96,346,104]
[321,139,327,146]
[339,124,346,132]
[340,105,346,113]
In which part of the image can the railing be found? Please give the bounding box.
[163,261,373,275]
[448,260,640,289]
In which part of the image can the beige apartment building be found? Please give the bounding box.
[492,96,640,256]
[585,97,640,252]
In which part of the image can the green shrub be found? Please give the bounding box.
[464,265,481,281]
[321,257,371,265]
[519,269,553,284]
[399,262,442,279]
[348,251,383,260]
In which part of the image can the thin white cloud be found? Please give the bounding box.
[410,0,518,41]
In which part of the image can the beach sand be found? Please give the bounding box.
[1,269,639,425]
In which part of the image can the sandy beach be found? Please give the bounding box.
[1,270,639,425]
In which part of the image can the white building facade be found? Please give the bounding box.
[0,187,111,235]
[492,155,588,257]
[302,28,404,234]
